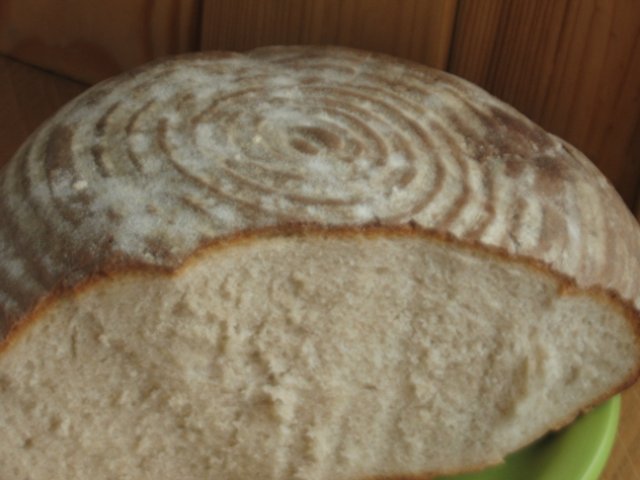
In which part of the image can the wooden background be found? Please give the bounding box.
[1,1,639,478]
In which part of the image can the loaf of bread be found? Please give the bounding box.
[1,46,639,480]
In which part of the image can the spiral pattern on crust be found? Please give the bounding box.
[1,46,640,325]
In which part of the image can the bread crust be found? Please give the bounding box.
[1,46,639,479]
[4,222,640,351]
[2,46,640,334]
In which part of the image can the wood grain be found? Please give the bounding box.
[0,56,86,166]
[604,383,640,480]
[0,0,201,83]
[200,0,457,69]
[448,0,640,208]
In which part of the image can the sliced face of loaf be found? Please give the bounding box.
[0,46,639,480]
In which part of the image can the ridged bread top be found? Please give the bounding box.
[2,46,640,335]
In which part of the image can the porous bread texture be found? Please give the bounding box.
[2,46,640,480]
[0,230,638,480]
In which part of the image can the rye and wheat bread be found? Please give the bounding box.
[0,46,639,480]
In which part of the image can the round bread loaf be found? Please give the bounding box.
[0,46,639,480]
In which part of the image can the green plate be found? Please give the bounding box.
[438,396,621,480]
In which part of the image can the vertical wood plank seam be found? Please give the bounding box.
[409,0,421,59]
[142,0,155,59]
[168,0,180,52]
[392,1,402,53]
[445,0,469,73]
[193,0,205,51]
[539,0,572,129]
[440,0,459,71]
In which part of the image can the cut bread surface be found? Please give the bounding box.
[1,230,637,480]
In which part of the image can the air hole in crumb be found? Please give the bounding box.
[171,298,193,316]
[49,416,62,432]
[565,365,580,385]
[289,272,307,293]
[0,375,11,392]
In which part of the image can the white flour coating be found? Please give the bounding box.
[1,46,640,326]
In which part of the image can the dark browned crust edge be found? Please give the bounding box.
[1,223,639,480]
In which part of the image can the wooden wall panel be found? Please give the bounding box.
[0,0,201,84]
[200,0,457,69]
[448,0,640,207]
[602,381,640,480]
[0,56,86,166]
